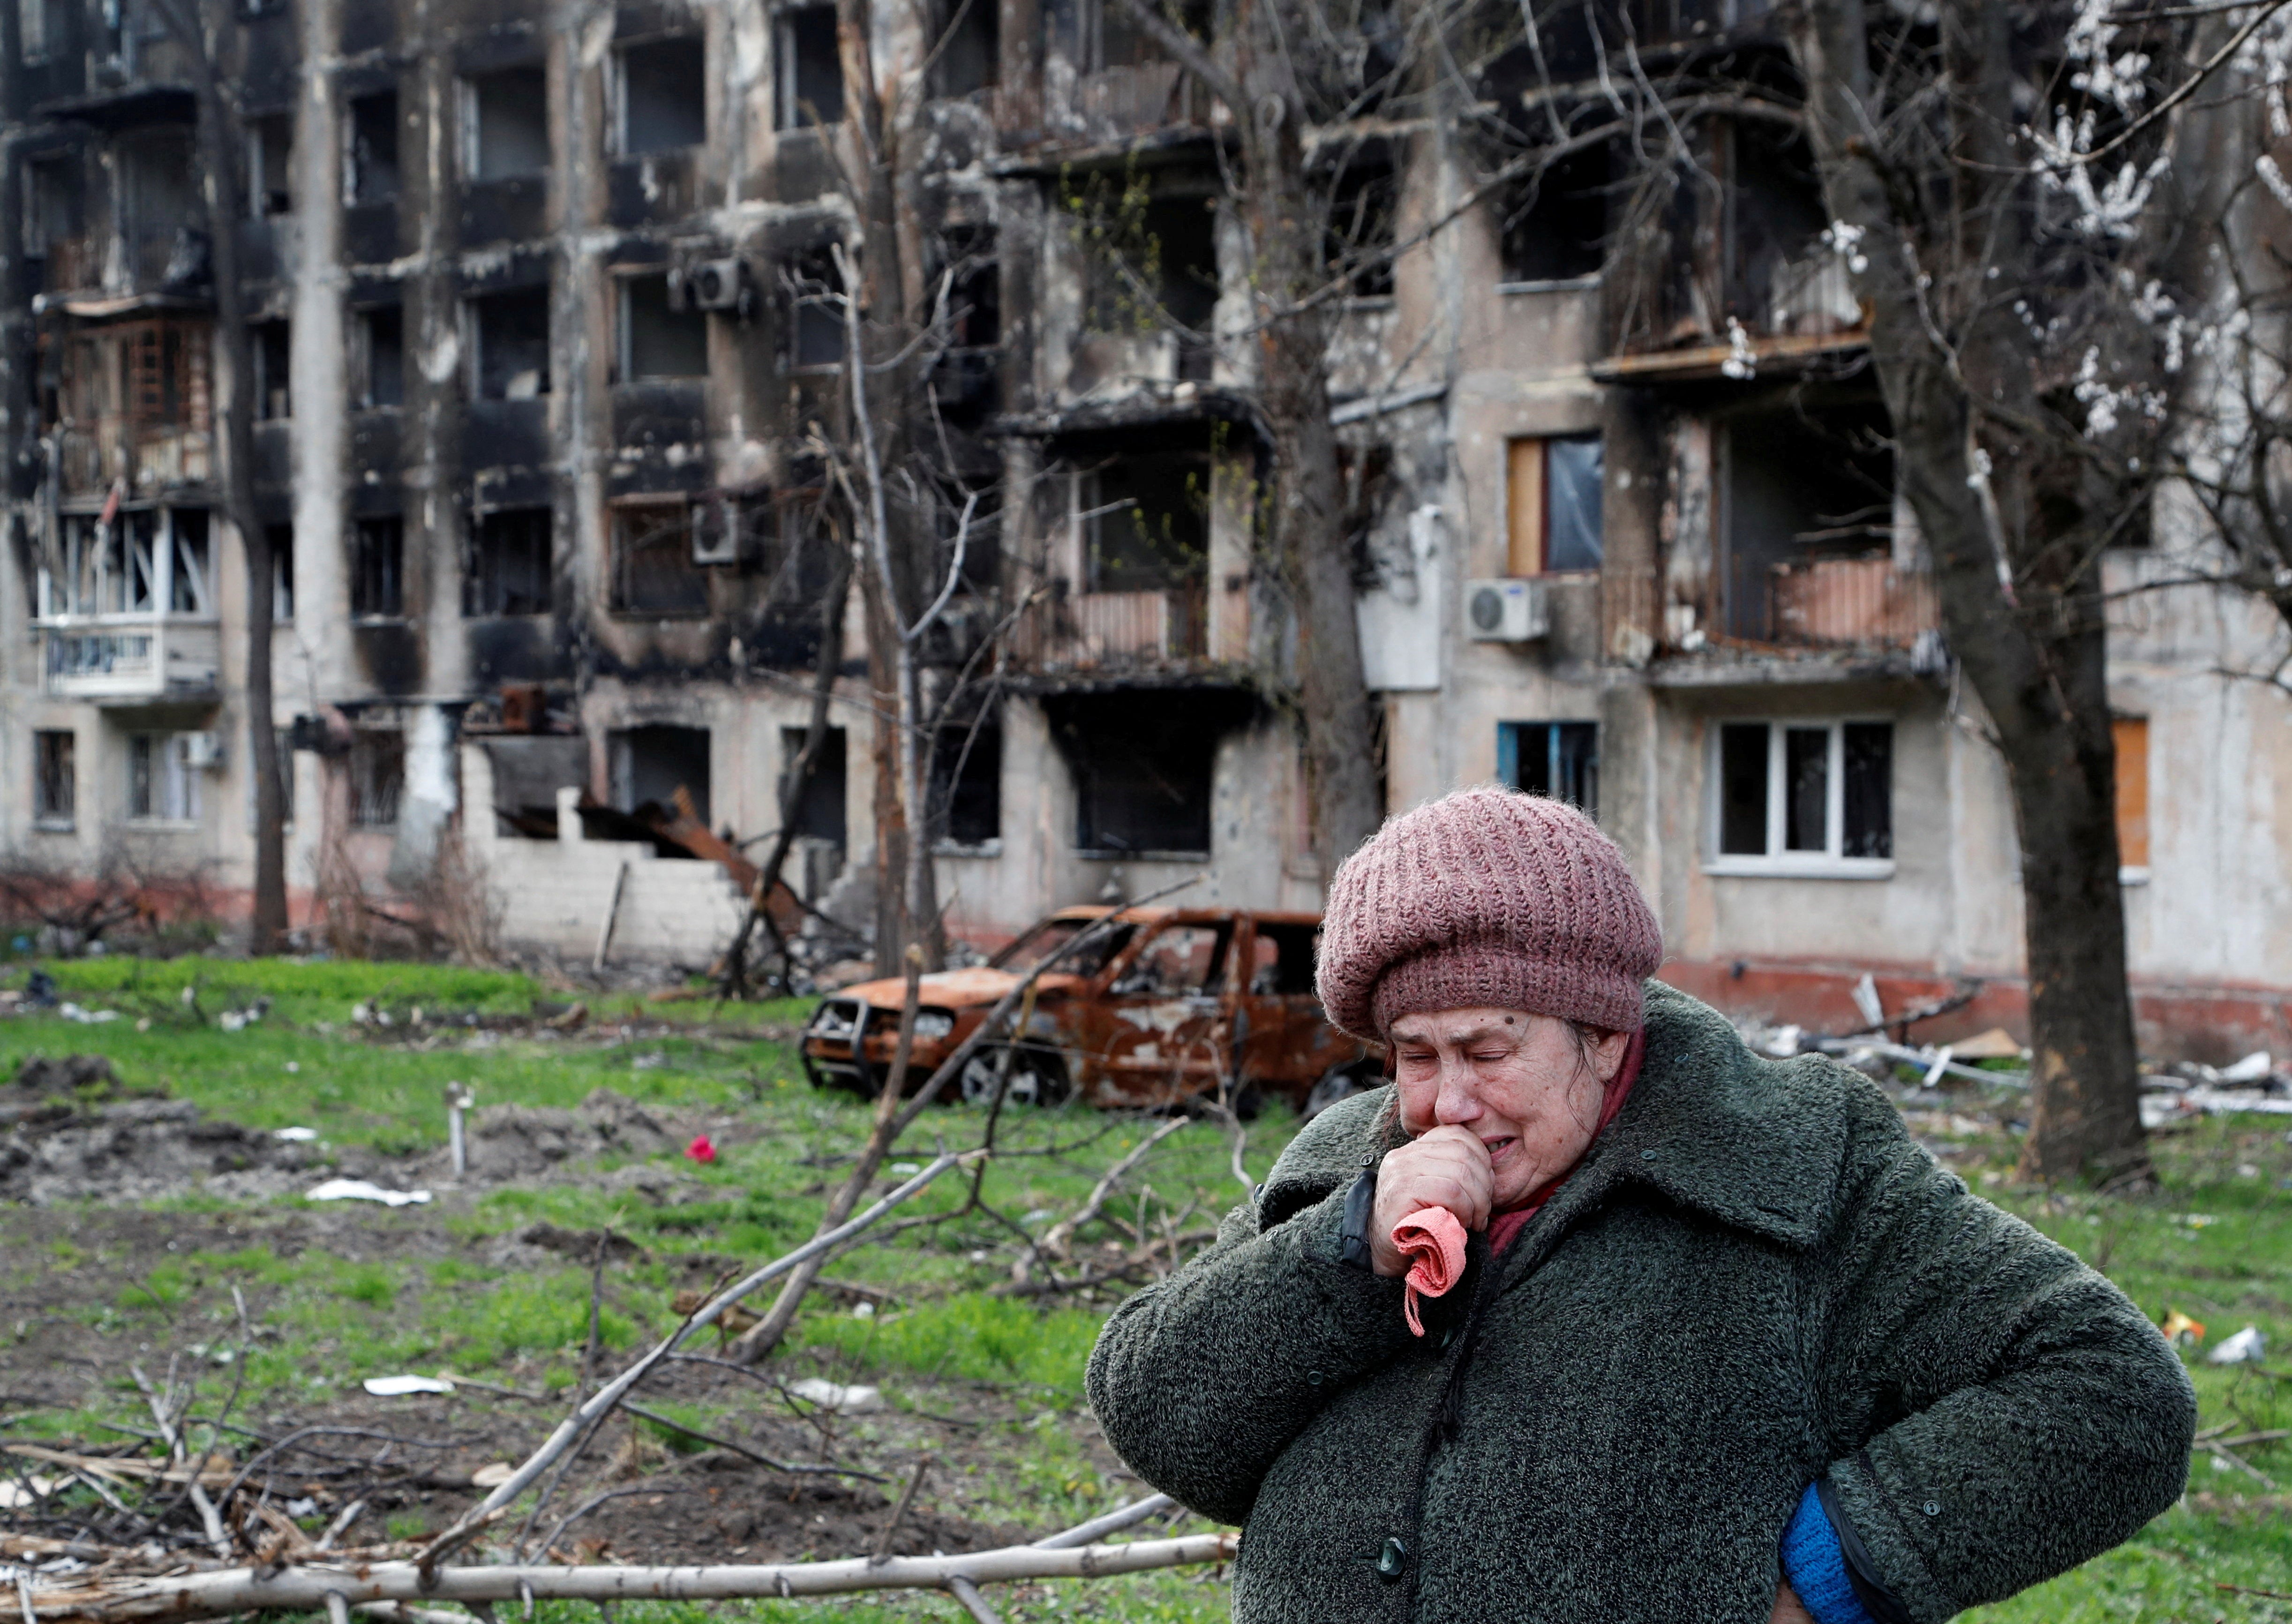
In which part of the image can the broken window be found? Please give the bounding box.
[466,67,550,180]
[168,510,211,613]
[23,155,82,258]
[780,725,848,844]
[1247,921,1317,995]
[2114,716,2149,870]
[1501,143,1610,284]
[939,226,999,347]
[612,503,709,615]
[122,135,197,283]
[617,37,707,155]
[1499,721,1598,816]
[348,90,399,203]
[934,0,998,96]
[34,730,75,828]
[620,272,709,380]
[611,724,711,825]
[466,507,552,617]
[1713,719,1892,869]
[469,287,551,399]
[1721,401,1893,640]
[268,524,294,620]
[254,319,290,420]
[1111,922,1231,996]
[1049,689,1248,857]
[356,305,404,407]
[788,248,844,371]
[1324,157,1397,299]
[1504,434,1602,574]
[1079,193,1217,356]
[1727,124,1833,334]
[128,733,202,822]
[995,914,1136,976]
[351,515,404,618]
[248,114,293,217]
[348,729,405,827]
[1089,0,1208,69]
[928,715,1000,846]
[776,5,844,129]
[1084,448,1209,591]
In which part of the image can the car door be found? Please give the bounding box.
[1239,917,1368,1105]
[1079,918,1235,1107]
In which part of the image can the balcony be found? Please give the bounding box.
[1014,584,1209,673]
[1769,556,1937,649]
[58,421,213,499]
[39,617,220,702]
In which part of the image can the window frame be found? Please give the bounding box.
[1703,716,1895,879]
[1504,431,1604,576]
[33,729,75,829]
[616,270,710,382]
[461,66,551,182]
[127,731,203,825]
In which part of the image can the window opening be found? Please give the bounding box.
[169,510,211,614]
[23,155,83,259]
[1049,689,1246,857]
[1247,921,1319,996]
[128,733,201,822]
[1504,434,1603,574]
[928,715,1000,846]
[610,724,711,825]
[466,67,549,180]
[348,729,404,827]
[248,114,293,216]
[776,6,844,128]
[1090,0,1208,68]
[1713,719,1892,870]
[466,507,552,616]
[268,523,294,620]
[254,319,290,420]
[34,730,75,827]
[348,90,400,203]
[470,286,551,398]
[1324,158,1397,298]
[1112,923,1231,996]
[1084,448,1208,592]
[621,272,709,379]
[618,37,706,154]
[779,725,848,845]
[612,504,708,614]
[934,0,998,96]
[1498,721,1598,816]
[1721,402,1894,641]
[1501,143,1610,284]
[357,305,404,407]
[351,515,404,617]
[2113,716,2149,869]
[788,248,844,371]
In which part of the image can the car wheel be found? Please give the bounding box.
[1303,1062,1382,1122]
[960,1045,1071,1108]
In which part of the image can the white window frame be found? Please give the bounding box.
[128,731,203,825]
[1703,717,1894,880]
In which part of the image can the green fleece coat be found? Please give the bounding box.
[1085,983,2195,1624]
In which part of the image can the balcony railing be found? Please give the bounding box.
[1074,63,1204,135]
[39,616,220,701]
[57,421,213,498]
[1014,583,1210,671]
[1768,556,1936,649]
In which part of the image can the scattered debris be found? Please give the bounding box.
[361,1376,455,1397]
[274,1127,318,1143]
[2162,1310,2208,1348]
[307,1180,432,1208]
[3,1059,327,1206]
[453,1089,673,1181]
[2210,1326,2269,1366]
[786,1379,884,1415]
[1947,1028,2028,1061]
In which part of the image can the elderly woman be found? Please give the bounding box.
[1086,788,2194,1624]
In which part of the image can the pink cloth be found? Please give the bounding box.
[1393,1206,1469,1337]
[1313,787,1663,1043]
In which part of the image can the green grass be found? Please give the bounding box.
[5,970,2291,1616]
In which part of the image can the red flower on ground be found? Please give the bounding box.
[685,1134,717,1164]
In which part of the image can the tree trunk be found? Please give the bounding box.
[1231,0,1383,886]
[161,0,288,952]
[1792,0,2146,1183]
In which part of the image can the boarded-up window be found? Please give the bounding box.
[1505,434,1603,575]
[2114,716,2149,869]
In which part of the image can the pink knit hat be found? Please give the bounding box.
[1315,787,1662,1040]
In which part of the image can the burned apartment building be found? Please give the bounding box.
[0,0,2286,1053]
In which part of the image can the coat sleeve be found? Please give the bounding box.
[1084,1098,1415,1526]
[1812,1105,2196,1624]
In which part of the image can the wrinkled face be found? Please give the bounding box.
[1389,1007,1631,1210]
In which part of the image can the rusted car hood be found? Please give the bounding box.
[834,967,1084,1011]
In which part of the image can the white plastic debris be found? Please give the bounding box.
[307,1178,432,1207]
[1921,1045,1958,1089]
[362,1375,454,1397]
[2209,1325,2268,1365]
[853,1301,876,1319]
[275,1127,319,1143]
[1764,1025,1803,1059]
[888,1161,921,1174]
[469,1462,516,1487]
[2218,1052,2274,1084]
[786,1377,882,1414]
[57,1003,119,1024]
[1851,974,1885,1030]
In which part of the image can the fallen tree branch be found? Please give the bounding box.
[417,1148,977,1570]
[22,1534,1238,1623]
[1032,1116,1193,1269]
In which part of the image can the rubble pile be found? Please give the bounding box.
[2139,1052,2292,1128]
[442,1087,676,1181]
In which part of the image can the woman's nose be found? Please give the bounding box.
[1433,1061,1481,1125]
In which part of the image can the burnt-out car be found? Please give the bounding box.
[798,907,1375,1112]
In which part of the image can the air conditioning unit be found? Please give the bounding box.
[691,495,740,565]
[1465,578,1551,643]
[680,257,750,314]
[183,731,225,770]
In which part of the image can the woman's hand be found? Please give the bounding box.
[1368,1125,1492,1276]
[1768,1581,1814,1624]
